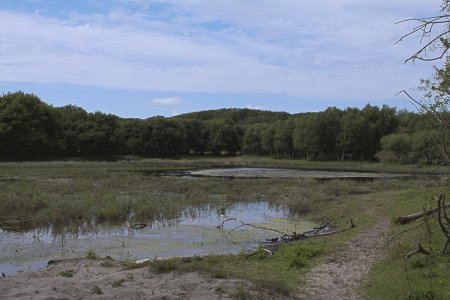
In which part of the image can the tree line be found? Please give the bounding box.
[0,91,447,163]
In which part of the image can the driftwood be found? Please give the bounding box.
[217,218,341,240]
[217,218,340,257]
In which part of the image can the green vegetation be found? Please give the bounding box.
[111,279,125,288]
[0,158,448,297]
[86,249,97,259]
[1,91,447,162]
[91,286,103,295]
[59,269,76,277]
[365,188,450,300]
[2,158,444,232]
[229,287,253,300]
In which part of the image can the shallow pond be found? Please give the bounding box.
[0,202,315,276]
[189,167,410,179]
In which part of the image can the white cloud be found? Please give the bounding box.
[0,0,442,102]
[152,96,183,106]
[245,104,267,111]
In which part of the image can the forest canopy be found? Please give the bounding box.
[0,91,447,163]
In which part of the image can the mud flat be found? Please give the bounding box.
[190,168,412,179]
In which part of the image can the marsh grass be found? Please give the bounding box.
[0,157,428,235]
[1,157,447,297]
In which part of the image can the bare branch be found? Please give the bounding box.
[397,12,450,63]
[441,194,450,224]
[406,242,431,258]
[436,194,450,237]
[216,217,287,236]
[404,30,450,63]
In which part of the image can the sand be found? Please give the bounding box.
[0,257,289,299]
[301,218,389,300]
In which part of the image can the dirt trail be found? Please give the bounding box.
[301,218,389,300]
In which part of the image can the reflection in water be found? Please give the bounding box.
[0,202,315,276]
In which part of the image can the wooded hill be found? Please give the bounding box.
[0,91,447,163]
[174,108,291,125]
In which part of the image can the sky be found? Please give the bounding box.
[0,0,444,118]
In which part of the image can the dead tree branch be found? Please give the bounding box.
[406,242,431,258]
[396,206,440,225]
[436,194,450,254]
[217,218,339,242]
[396,14,450,63]
[392,219,428,238]
[216,218,287,236]
[397,194,450,256]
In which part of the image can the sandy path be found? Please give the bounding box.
[0,258,289,299]
[301,218,389,300]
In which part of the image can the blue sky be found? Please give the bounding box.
[0,0,443,118]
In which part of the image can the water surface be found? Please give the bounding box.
[0,202,314,276]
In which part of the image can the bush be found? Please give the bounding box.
[377,133,412,163]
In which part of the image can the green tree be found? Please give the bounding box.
[273,120,295,158]
[293,114,320,160]
[242,125,264,155]
[79,112,120,155]
[339,108,366,160]
[261,125,276,156]
[0,92,58,158]
[206,120,242,154]
[377,133,412,163]
[54,105,89,155]
[116,118,146,154]
[410,130,442,164]
[180,119,208,154]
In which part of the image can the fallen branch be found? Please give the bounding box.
[130,223,147,229]
[216,218,286,236]
[396,204,448,225]
[406,242,431,258]
[436,194,450,254]
[217,218,339,243]
[392,219,427,238]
